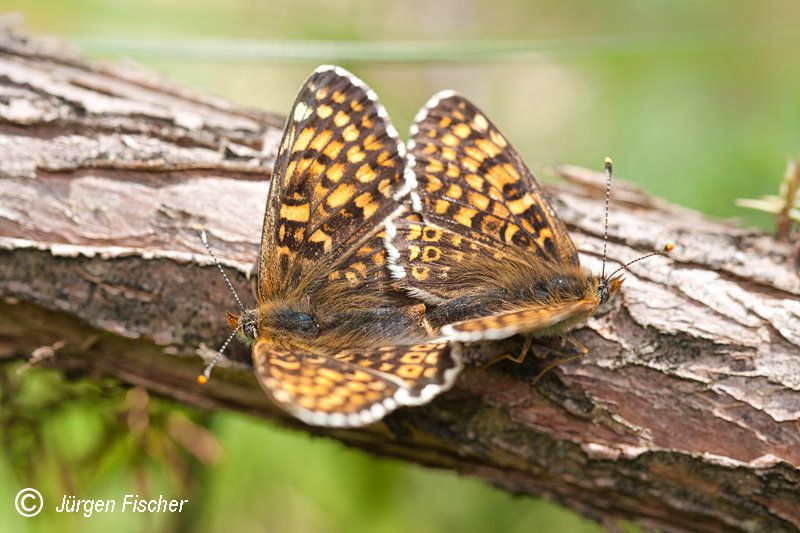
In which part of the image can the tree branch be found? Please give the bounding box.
[1,25,799,533]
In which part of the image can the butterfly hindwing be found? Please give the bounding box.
[259,65,407,302]
[253,339,462,427]
[440,300,596,342]
[404,91,579,266]
[385,206,513,303]
[319,223,402,301]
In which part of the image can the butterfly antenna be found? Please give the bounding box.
[197,323,242,384]
[196,225,246,312]
[607,242,675,280]
[601,157,613,280]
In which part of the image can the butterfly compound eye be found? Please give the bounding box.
[243,322,258,340]
[598,282,610,304]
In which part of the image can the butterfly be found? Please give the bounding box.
[385,91,667,365]
[202,66,462,427]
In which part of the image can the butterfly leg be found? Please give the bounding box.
[564,335,589,355]
[484,333,534,368]
[531,335,589,386]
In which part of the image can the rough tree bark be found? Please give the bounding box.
[1,25,799,533]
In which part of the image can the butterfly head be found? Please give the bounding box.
[597,274,624,306]
[202,302,320,384]
[227,309,259,344]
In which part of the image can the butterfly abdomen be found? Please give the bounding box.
[530,307,596,337]
[425,293,506,329]
[319,305,431,348]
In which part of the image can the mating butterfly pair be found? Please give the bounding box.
[203,65,638,428]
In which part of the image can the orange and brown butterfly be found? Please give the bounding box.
[384,91,670,361]
[201,66,462,427]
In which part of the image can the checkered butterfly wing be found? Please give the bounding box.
[253,340,462,427]
[385,206,520,303]
[386,91,580,304]
[408,91,578,263]
[250,66,463,426]
[259,65,408,302]
[440,300,595,342]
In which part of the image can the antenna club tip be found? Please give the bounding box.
[604,156,613,168]
[197,374,208,385]
[663,242,675,253]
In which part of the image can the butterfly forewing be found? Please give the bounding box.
[259,66,407,301]
[387,91,599,343]
[253,340,461,427]
[404,91,578,266]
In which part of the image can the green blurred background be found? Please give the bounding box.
[1,1,798,531]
